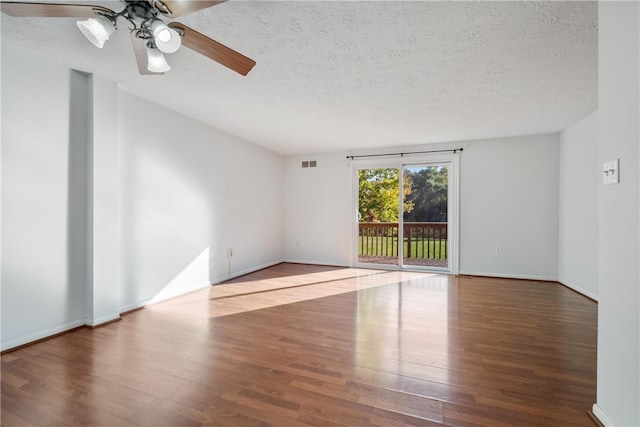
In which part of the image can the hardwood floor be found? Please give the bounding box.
[1,263,597,426]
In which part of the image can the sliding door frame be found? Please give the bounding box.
[350,152,460,274]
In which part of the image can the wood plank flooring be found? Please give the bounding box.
[1,263,597,426]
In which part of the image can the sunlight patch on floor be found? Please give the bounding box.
[146,267,440,324]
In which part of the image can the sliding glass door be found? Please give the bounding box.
[357,167,402,266]
[354,156,457,272]
[402,164,449,268]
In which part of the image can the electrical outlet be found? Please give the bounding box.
[495,247,502,256]
[227,248,234,258]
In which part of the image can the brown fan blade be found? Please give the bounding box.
[149,0,225,18]
[169,22,255,76]
[130,32,163,75]
[0,2,114,17]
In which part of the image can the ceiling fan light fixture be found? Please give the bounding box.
[151,21,181,54]
[7,0,255,76]
[77,15,115,49]
[147,47,171,73]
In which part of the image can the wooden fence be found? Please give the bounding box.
[358,222,447,260]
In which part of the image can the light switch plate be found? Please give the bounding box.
[603,159,620,185]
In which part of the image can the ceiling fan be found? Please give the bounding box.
[0,0,256,76]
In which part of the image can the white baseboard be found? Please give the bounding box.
[212,260,285,284]
[1,319,85,352]
[592,403,616,427]
[148,281,212,305]
[85,313,121,327]
[282,258,349,268]
[118,281,212,314]
[119,299,152,314]
[558,278,598,301]
[458,270,558,282]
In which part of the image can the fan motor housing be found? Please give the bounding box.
[124,1,158,21]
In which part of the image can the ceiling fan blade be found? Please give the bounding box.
[168,22,255,76]
[0,2,114,17]
[149,0,225,18]
[130,32,163,76]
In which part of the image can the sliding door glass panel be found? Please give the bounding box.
[402,165,449,269]
[357,168,401,266]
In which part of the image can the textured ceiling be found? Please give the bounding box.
[1,1,597,155]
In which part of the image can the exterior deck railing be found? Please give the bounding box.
[358,222,448,260]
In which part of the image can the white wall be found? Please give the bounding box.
[117,91,284,311]
[459,134,559,280]
[1,43,87,349]
[594,2,640,426]
[283,153,352,266]
[86,75,120,326]
[558,111,599,300]
[1,41,285,349]
[283,134,560,280]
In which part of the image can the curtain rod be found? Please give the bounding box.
[346,148,463,160]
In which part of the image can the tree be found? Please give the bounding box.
[403,166,448,222]
[358,168,414,222]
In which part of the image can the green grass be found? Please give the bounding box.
[358,236,447,259]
